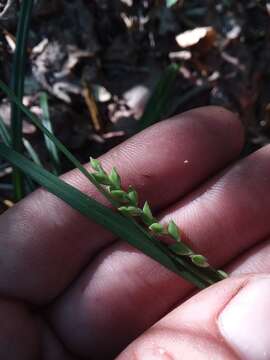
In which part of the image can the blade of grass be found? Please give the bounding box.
[0,114,41,166]
[10,0,34,201]
[0,79,118,207]
[0,114,39,193]
[40,92,61,175]
[22,139,42,166]
[137,63,180,131]
[0,115,11,146]
[0,142,208,289]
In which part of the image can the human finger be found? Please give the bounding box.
[0,107,242,304]
[117,274,270,360]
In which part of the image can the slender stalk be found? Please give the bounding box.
[10,0,34,201]
[40,92,61,175]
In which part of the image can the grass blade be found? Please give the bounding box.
[0,142,207,289]
[0,115,40,193]
[0,115,11,146]
[0,79,118,207]
[10,0,34,201]
[0,114,41,166]
[137,63,180,131]
[22,138,42,166]
[40,92,61,174]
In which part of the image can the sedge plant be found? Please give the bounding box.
[0,80,227,289]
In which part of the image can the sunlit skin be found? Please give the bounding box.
[0,106,270,359]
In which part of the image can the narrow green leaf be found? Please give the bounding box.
[40,92,61,175]
[11,0,34,201]
[0,115,11,146]
[22,139,41,166]
[0,114,42,166]
[138,63,180,131]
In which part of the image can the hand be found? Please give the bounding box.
[0,106,269,360]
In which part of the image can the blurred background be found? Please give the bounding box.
[1,0,270,208]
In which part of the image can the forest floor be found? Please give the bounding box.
[1,0,270,207]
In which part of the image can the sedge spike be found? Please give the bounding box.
[90,158,228,279]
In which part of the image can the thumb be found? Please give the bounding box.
[117,274,270,360]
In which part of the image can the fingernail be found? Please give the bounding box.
[218,277,270,360]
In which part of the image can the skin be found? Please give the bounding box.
[0,106,269,359]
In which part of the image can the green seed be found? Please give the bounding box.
[109,168,121,189]
[118,206,142,217]
[149,223,165,234]
[90,157,101,171]
[127,187,138,206]
[190,255,209,268]
[169,242,193,256]
[110,190,128,202]
[92,172,111,185]
[168,220,180,241]
[143,201,153,218]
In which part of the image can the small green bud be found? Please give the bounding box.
[110,190,128,202]
[118,206,142,217]
[217,270,228,279]
[143,201,152,218]
[127,187,138,206]
[109,168,121,189]
[141,201,156,226]
[90,157,102,172]
[190,255,209,268]
[92,172,111,185]
[149,223,165,234]
[168,220,180,242]
[169,242,193,256]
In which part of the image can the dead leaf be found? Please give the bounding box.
[92,85,112,103]
[82,84,103,132]
[176,27,217,52]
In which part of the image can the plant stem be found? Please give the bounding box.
[11,0,34,201]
